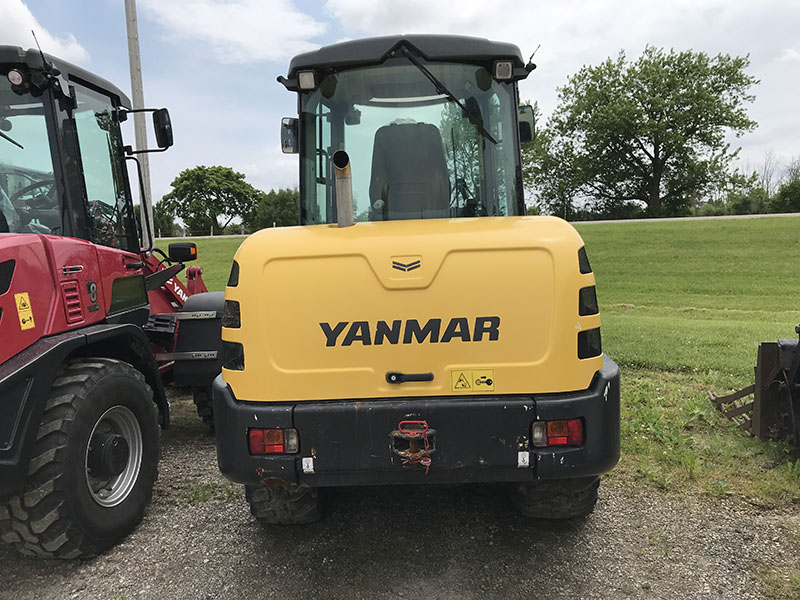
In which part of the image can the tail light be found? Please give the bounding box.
[532,419,584,447]
[248,428,299,454]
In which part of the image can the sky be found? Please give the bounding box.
[2,0,799,205]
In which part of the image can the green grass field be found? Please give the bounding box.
[163,236,245,292]
[164,217,800,505]
[576,218,800,378]
[577,217,800,504]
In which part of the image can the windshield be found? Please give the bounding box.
[299,60,521,224]
[0,71,59,234]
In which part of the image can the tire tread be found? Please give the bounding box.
[245,484,322,526]
[0,358,156,558]
[192,387,215,432]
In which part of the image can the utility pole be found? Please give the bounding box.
[124,0,153,247]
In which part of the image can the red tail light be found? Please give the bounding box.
[532,419,584,447]
[567,419,583,445]
[248,428,299,454]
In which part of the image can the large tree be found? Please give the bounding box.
[243,187,299,231]
[161,166,263,235]
[527,47,758,217]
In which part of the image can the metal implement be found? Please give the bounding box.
[709,325,800,445]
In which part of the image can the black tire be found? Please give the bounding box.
[245,484,322,526]
[192,387,215,433]
[509,477,599,519]
[0,358,159,558]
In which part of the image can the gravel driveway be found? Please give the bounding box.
[2,392,798,600]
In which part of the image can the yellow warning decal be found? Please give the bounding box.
[450,369,495,393]
[15,292,35,331]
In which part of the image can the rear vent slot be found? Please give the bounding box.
[222,341,245,370]
[227,260,239,287]
[579,286,599,316]
[578,328,602,359]
[578,247,592,274]
[0,259,14,295]
[61,281,84,324]
[222,300,241,328]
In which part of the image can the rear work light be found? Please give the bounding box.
[248,428,299,454]
[298,70,317,90]
[494,60,514,80]
[531,419,583,448]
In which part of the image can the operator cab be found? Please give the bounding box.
[279,35,536,225]
[0,46,172,250]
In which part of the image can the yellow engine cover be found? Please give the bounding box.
[223,216,602,402]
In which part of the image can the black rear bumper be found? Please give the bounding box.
[213,356,620,487]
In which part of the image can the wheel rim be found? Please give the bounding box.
[84,406,143,507]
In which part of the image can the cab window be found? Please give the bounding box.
[0,72,58,234]
[73,86,136,250]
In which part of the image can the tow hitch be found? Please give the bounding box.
[390,420,435,473]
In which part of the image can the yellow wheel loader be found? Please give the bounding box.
[212,35,620,524]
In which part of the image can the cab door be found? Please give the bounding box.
[69,83,147,324]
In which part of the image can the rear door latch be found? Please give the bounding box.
[386,371,434,384]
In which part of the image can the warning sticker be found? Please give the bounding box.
[450,369,495,393]
[15,292,35,331]
[452,371,472,390]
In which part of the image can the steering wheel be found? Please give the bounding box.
[10,179,56,207]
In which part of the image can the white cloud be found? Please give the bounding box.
[138,0,326,63]
[323,0,800,170]
[0,0,88,63]
[780,48,800,63]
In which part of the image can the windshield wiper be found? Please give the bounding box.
[0,129,23,150]
[398,46,497,145]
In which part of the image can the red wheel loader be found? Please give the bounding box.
[0,46,222,558]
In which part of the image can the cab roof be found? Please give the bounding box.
[287,34,526,78]
[0,45,132,107]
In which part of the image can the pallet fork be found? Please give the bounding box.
[709,325,800,446]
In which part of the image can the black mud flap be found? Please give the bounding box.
[172,291,224,388]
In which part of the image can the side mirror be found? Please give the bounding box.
[168,241,197,263]
[518,104,535,143]
[153,108,174,149]
[281,117,298,154]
